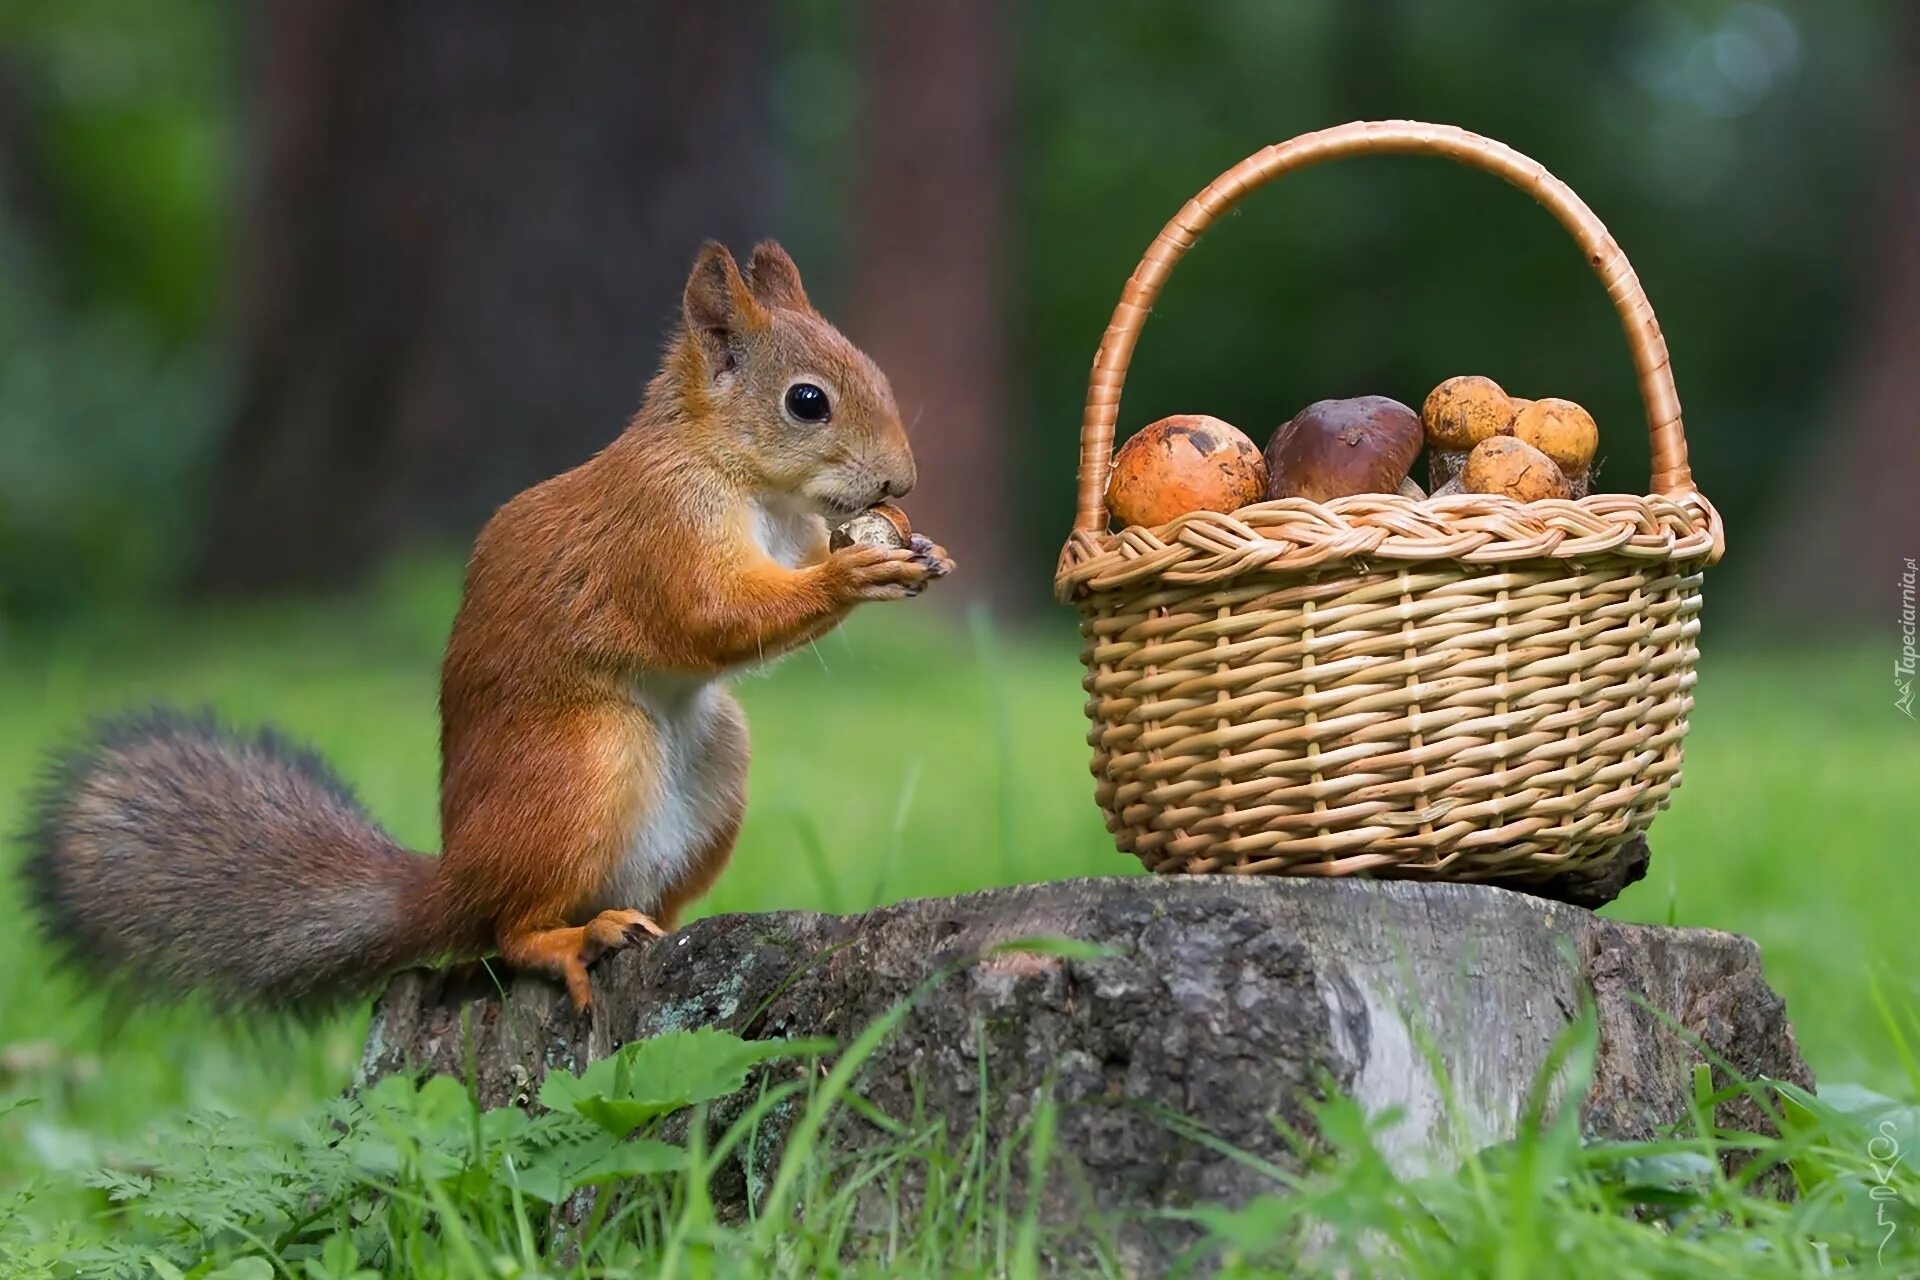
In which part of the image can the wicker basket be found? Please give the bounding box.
[1055,121,1725,889]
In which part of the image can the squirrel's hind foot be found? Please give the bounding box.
[500,909,667,1012]
[588,908,666,950]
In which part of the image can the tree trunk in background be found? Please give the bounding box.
[1753,14,1920,622]
[0,54,54,263]
[197,0,774,592]
[848,0,1013,606]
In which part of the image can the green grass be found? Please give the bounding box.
[1,560,1917,1273]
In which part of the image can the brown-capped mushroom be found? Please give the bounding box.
[1461,436,1571,502]
[1105,414,1268,528]
[1266,396,1423,502]
[830,501,913,551]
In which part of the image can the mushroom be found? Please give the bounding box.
[1422,375,1517,450]
[1460,436,1571,502]
[1510,398,1599,496]
[1105,414,1268,528]
[1397,476,1428,500]
[1266,396,1423,502]
[1422,375,1518,491]
[830,500,913,551]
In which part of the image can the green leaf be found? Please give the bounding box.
[1012,1097,1059,1280]
[478,1104,529,1146]
[354,1072,423,1112]
[510,1131,687,1203]
[307,1232,360,1280]
[986,935,1120,961]
[204,1260,274,1280]
[1182,1193,1299,1253]
[1819,1081,1909,1125]
[1613,1151,1718,1195]
[1774,1078,1825,1139]
[539,1029,830,1134]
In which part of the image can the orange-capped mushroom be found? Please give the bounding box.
[1510,397,1599,478]
[1461,436,1570,502]
[1422,375,1517,452]
[1105,415,1268,528]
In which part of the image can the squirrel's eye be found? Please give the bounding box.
[784,382,831,424]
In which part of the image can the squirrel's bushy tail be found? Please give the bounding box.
[18,708,441,1012]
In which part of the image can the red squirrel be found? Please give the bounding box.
[20,241,952,1013]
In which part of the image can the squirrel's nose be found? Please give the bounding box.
[880,456,915,500]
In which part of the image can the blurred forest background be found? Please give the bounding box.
[0,0,1913,626]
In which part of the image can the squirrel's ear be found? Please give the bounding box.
[746,240,812,312]
[682,242,766,373]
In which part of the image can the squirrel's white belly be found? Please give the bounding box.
[599,676,744,915]
[749,496,826,570]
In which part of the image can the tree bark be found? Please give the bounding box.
[361,876,1811,1274]
[1752,11,1920,621]
[847,0,1014,605]
[197,0,775,592]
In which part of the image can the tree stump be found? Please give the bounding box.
[359,877,1811,1269]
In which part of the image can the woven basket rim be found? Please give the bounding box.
[1056,488,1722,601]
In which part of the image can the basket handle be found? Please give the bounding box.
[1073,120,1696,533]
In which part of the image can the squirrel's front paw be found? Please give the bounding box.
[904,534,954,597]
[828,543,931,602]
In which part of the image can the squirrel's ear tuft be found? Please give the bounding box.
[746,241,812,312]
[682,242,766,374]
